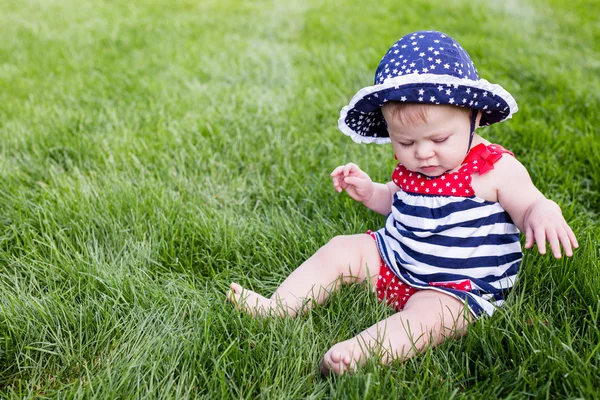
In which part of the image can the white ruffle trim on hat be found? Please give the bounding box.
[338,73,518,145]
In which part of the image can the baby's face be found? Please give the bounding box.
[383,105,472,176]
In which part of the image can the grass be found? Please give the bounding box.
[1,0,599,397]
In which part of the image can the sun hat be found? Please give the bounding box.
[338,30,518,144]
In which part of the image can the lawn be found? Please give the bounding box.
[1,0,599,398]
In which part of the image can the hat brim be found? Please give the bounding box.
[339,74,518,144]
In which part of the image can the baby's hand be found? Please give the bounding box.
[523,199,578,258]
[330,163,375,204]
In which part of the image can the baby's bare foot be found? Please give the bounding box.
[320,337,370,376]
[227,283,280,317]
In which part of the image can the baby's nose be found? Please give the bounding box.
[415,144,435,159]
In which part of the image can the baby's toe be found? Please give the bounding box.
[319,351,342,377]
[321,352,348,376]
[319,357,331,377]
[226,291,238,308]
[230,282,243,294]
[329,351,343,363]
[226,284,244,307]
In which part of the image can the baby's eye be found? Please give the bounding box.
[433,137,448,144]
[399,142,413,147]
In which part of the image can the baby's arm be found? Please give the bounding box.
[493,156,578,258]
[331,163,399,215]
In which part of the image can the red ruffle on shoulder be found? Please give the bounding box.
[462,143,514,175]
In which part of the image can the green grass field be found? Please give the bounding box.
[1,0,599,397]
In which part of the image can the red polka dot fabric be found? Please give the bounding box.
[372,247,475,312]
[367,230,417,311]
[376,257,419,311]
[392,143,513,197]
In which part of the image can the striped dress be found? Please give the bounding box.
[372,143,523,317]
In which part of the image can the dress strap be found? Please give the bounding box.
[461,143,514,175]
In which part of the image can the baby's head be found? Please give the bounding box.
[338,30,517,147]
[381,102,478,175]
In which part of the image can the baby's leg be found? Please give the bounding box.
[320,290,472,376]
[227,234,381,317]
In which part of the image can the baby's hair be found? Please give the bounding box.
[382,102,470,126]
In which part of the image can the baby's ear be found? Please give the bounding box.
[476,110,483,128]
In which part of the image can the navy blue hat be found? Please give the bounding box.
[339,30,518,144]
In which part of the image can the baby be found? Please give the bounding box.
[227,30,578,376]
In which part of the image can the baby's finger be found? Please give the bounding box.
[343,163,359,177]
[524,224,534,249]
[534,228,547,254]
[545,228,561,258]
[343,176,363,187]
[557,226,574,257]
[330,165,344,177]
[332,177,342,192]
[566,225,579,249]
[334,176,349,192]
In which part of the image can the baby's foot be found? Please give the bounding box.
[319,336,370,376]
[227,283,279,317]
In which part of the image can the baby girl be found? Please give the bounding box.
[227,30,578,376]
